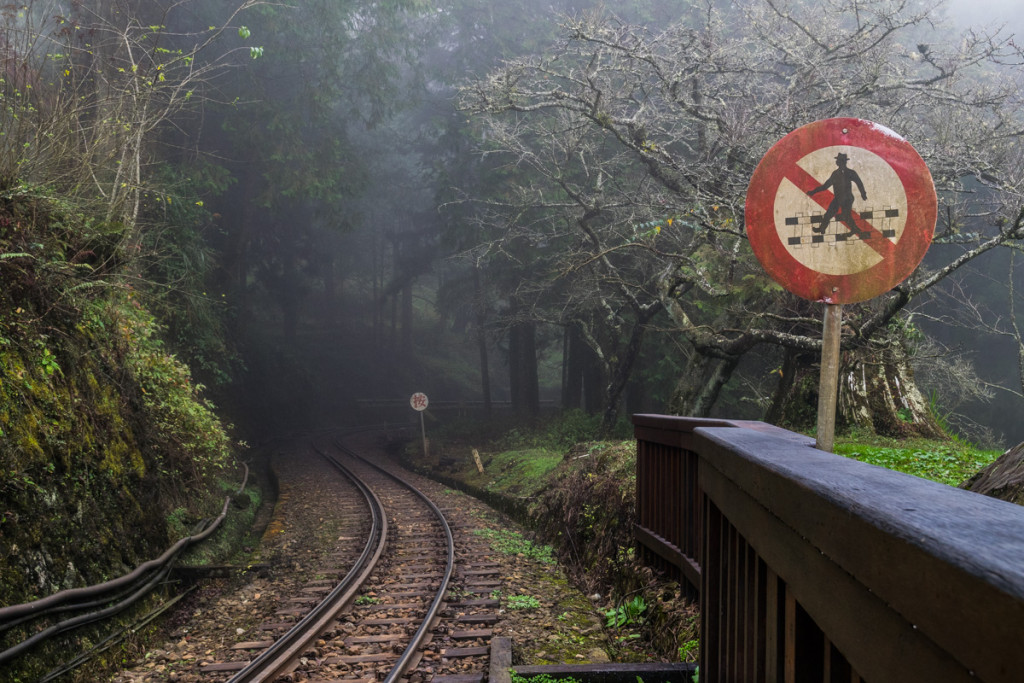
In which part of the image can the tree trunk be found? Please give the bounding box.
[508,302,539,417]
[766,342,944,438]
[600,322,647,433]
[280,230,299,343]
[474,266,491,413]
[390,237,399,355]
[582,345,604,415]
[562,324,585,410]
[961,442,1024,504]
[669,354,740,418]
[401,280,414,358]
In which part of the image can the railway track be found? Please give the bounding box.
[173,434,511,683]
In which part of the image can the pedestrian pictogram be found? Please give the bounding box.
[746,118,936,304]
[807,151,868,237]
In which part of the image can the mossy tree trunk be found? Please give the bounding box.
[669,353,741,418]
[767,341,944,438]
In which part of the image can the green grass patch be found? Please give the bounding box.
[510,673,581,683]
[833,437,1001,486]
[505,594,541,610]
[469,447,563,498]
[474,527,555,564]
[355,595,381,605]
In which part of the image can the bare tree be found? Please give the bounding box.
[458,0,1024,435]
[0,1,261,236]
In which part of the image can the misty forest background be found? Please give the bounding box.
[5,0,1024,457]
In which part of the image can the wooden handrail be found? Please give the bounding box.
[634,414,1024,683]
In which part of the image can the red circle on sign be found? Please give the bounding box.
[745,118,936,304]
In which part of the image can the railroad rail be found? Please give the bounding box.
[223,444,390,682]
[191,434,502,683]
[633,414,1024,683]
[4,430,535,682]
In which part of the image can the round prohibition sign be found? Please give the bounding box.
[745,118,936,304]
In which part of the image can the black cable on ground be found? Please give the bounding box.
[38,587,197,683]
[0,462,251,665]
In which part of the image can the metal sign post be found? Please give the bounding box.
[410,392,429,458]
[745,118,936,451]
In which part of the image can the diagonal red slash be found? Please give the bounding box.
[787,165,896,260]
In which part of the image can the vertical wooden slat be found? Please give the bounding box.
[766,568,779,683]
[702,492,720,683]
[671,447,680,548]
[694,448,703,584]
[784,590,796,683]
[735,531,746,678]
[720,510,729,681]
[747,546,758,682]
[823,635,832,682]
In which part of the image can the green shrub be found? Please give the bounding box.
[605,596,647,628]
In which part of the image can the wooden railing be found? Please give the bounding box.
[633,414,1024,683]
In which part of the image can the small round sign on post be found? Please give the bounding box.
[745,118,936,452]
[410,392,430,460]
[410,392,429,412]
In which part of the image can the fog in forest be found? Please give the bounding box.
[192,0,1024,447]
[40,0,1016,448]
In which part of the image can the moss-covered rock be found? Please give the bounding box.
[0,186,238,679]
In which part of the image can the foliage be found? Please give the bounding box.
[833,437,1001,487]
[605,595,647,629]
[137,160,240,384]
[473,528,555,564]
[510,672,581,683]
[679,639,699,663]
[504,594,542,610]
[104,293,233,488]
[355,595,382,605]
[0,158,238,683]
[0,1,261,232]
[497,410,605,451]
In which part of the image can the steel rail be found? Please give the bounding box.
[332,439,457,683]
[226,447,388,683]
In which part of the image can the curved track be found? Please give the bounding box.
[196,435,465,683]
[224,445,391,682]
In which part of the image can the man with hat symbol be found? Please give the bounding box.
[807,152,868,237]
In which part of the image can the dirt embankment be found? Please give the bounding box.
[397,436,700,664]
